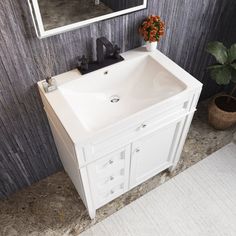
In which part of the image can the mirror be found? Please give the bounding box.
[28,0,147,38]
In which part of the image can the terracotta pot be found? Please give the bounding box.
[208,94,236,130]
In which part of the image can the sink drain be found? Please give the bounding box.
[110,95,120,103]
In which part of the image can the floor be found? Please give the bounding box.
[38,0,113,30]
[0,102,236,236]
[81,142,236,236]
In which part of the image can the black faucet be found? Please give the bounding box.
[96,37,114,64]
[78,37,124,75]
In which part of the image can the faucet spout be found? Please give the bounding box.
[96,37,114,64]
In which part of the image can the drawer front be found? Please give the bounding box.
[84,95,191,163]
[87,146,130,208]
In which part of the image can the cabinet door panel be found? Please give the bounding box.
[130,119,183,188]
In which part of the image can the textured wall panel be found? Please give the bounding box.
[0,0,235,198]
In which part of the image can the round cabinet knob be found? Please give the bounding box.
[109,160,114,165]
[135,148,140,153]
[141,124,147,128]
[110,176,114,181]
[137,123,147,131]
[110,190,114,194]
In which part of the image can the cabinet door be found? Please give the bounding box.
[87,146,131,208]
[130,119,184,188]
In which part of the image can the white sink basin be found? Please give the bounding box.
[38,47,202,142]
[59,55,186,132]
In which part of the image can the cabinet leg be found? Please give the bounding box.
[88,209,96,219]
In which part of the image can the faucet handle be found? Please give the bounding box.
[78,55,88,72]
[78,55,88,64]
[113,45,121,59]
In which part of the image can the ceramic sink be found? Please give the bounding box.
[59,55,186,132]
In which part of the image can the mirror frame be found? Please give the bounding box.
[28,0,148,38]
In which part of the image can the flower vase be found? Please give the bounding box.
[146,41,157,52]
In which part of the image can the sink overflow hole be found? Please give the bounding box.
[110,95,120,103]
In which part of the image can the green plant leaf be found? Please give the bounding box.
[228,43,236,63]
[210,67,231,85]
[230,63,236,70]
[207,64,224,70]
[206,41,228,64]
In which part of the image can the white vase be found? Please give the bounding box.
[146,41,157,52]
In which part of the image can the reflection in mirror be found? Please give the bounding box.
[38,0,113,30]
[28,0,147,38]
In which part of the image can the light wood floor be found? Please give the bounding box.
[81,142,236,236]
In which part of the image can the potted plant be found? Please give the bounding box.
[206,41,236,129]
[139,15,165,52]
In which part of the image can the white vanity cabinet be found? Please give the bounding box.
[38,48,202,219]
[45,101,196,219]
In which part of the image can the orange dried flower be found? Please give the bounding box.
[139,15,165,42]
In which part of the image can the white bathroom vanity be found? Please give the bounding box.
[38,47,202,219]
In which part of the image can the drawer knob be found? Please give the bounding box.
[137,123,147,131]
[108,160,114,165]
[110,190,114,194]
[135,148,140,153]
[141,124,147,128]
[110,176,114,181]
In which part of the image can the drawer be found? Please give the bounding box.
[95,168,126,191]
[92,152,125,175]
[95,182,125,208]
[84,95,191,163]
[87,146,130,208]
